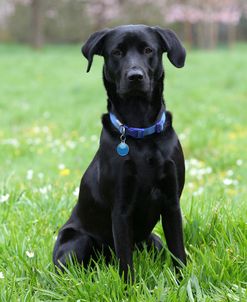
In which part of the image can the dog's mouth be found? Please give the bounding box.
[118,81,151,98]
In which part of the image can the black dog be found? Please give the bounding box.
[53,24,186,281]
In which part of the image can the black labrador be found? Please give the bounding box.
[53,24,186,281]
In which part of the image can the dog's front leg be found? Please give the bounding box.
[112,209,134,282]
[161,160,186,272]
[112,160,137,282]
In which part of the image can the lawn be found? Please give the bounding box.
[0,43,246,301]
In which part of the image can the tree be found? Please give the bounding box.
[165,0,242,48]
[30,0,43,48]
[11,0,44,48]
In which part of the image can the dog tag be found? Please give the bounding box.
[117,142,129,156]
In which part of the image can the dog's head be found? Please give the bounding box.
[82,25,185,101]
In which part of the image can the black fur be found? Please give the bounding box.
[53,24,186,282]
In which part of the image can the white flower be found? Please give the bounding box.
[193,187,204,196]
[39,185,52,195]
[33,126,41,134]
[73,187,80,197]
[189,167,212,178]
[26,251,34,258]
[226,170,234,176]
[39,187,47,194]
[190,158,200,166]
[236,159,243,166]
[38,172,44,179]
[179,132,187,141]
[58,163,65,170]
[53,139,61,146]
[189,168,198,176]
[79,136,86,143]
[26,169,33,180]
[2,138,19,148]
[205,167,212,174]
[223,178,233,185]
[0,194,10,203]
[66,140,76,149]
[0,272,4,279]
[188,182,194,189]
[90,135,98,142]
[223,178,238,186]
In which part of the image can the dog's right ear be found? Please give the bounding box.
[152,27,186,68]
[81,29,110,73]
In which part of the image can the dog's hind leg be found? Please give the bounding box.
[146,233,164,252]
[53,224,95,272]
[136,233,164,253]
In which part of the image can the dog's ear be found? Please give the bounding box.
[81,29,110,72]
[152,27,186,68]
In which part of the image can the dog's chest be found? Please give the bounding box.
[133,143,166,182]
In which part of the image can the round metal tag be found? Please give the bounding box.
[116,142,129,156]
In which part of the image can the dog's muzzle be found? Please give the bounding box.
[127,68,144,83]
[119,67,150,96]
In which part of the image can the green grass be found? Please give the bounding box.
[0,43,247,301]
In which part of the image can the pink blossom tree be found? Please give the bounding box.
[165,0,243,47]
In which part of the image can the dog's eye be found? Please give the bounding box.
[111,49,122,57]
[144,47,153,55]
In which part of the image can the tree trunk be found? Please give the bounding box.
[31,0,43,49]
[227,24,236,48]
[209,22,218,49]
[197,22,205,48]
[184,21,193,48]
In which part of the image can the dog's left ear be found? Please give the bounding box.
[152,27,186,68]
[81,29,110,72]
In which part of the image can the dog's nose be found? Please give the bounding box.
[127,69,144,82]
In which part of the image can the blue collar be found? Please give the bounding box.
[109,111,166,139]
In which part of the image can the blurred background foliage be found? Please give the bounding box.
[0,0,247,48]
